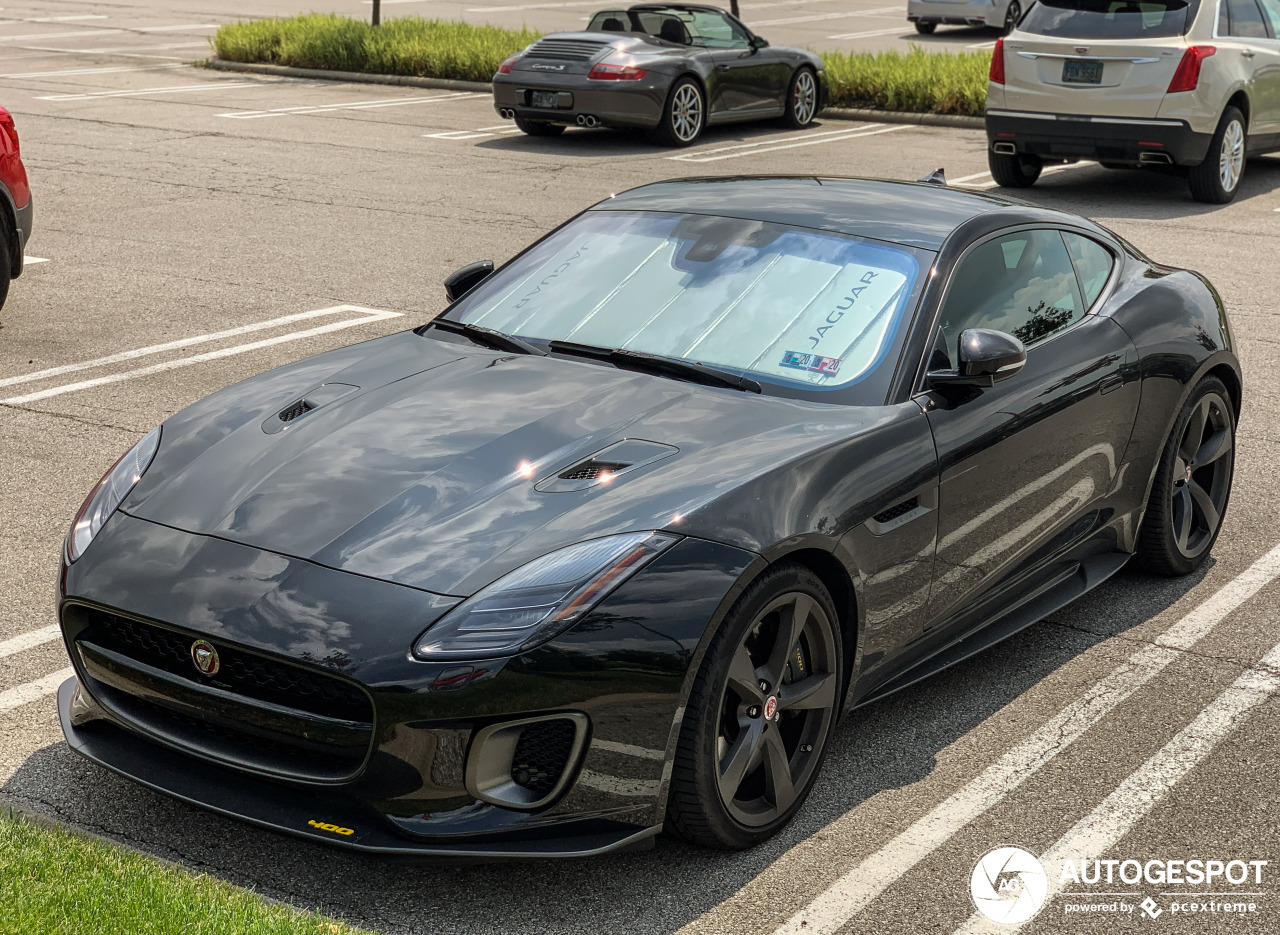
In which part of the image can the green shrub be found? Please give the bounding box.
[820,46,990,116]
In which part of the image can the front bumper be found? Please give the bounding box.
[493,72,667,129]
[908,0,1001,27]
[985,109,1213,166]
[57,512,754,857]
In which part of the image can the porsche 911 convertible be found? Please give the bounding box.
[56,176,1239,857]
[491,3,825,145]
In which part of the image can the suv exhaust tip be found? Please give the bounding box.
[992,141,1018,155]
[1139,151,1173,165]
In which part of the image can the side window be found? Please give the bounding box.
[1228,0,1270,37]
[938,229,1086,360]
[1258,0,1280,34]
[689,10,752,47]
[1062,232,1115,307]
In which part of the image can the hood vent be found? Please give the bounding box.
[537,439,679,493]
[261,383,359,435]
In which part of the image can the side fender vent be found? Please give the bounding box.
[873,497,919,525]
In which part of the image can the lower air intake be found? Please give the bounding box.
[511,719,578,795]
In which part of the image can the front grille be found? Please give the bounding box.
[81,610,370,723]
[558,460,630,481]
[510,719,577,795]
[278,398,315,423]
[526,38,607,60]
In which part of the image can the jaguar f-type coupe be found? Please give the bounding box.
[491,4,825,145]
[57,176,1239,857]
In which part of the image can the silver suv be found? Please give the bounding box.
[985,0,1280,202]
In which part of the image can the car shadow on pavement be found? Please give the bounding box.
[997,156,1280,220]
[1,565,1205,935]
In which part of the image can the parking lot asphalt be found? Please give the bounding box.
[4,3,1280,934]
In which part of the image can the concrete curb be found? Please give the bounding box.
[202,58,986,129]
[2,800,187,873]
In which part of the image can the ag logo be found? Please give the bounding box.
[971,846,1048,924]
[190,639,220,676]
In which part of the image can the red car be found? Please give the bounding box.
[0,105,32,312]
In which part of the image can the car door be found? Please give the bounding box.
[918,228,1139,630]
[1249,0,1280,142]
[692,10,786,113]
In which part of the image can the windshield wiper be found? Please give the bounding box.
[426,318,547,356]
[548,340,761,393]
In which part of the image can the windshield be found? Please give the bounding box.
[448,211,922,392]
[1019,0,1196,38]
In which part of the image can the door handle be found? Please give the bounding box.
[1243,49,1257,58]
[716,64,730,71]
[1099,373,1124,395]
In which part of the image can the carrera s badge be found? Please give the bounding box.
[530,63,566,71]
[190,639,220,676]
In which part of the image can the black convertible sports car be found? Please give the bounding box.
[491,4,825,145]
[57,177,1239,857]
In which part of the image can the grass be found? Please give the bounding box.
[211,14,992,115]
[0,811,368,935]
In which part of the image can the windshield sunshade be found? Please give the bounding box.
[449,211,921,391]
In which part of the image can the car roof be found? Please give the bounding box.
[594,176,1046,251]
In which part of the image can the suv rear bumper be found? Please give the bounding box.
[986,109,1213,166]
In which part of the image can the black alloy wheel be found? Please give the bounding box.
[1137,377,1235,576]
[667,564,842,848]
[514,115,566,137]
[1003,0,1022,33]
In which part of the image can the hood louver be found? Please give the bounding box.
[537,439,679,492]
[261,383,360,435]
[558,460,630,481]
[278,399,316,423]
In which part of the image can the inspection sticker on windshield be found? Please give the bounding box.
[780,351,842,375]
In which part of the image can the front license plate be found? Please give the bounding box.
[1061,59,1103,84]
[530,90,559,108]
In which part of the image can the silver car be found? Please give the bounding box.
[908,0,1024,35]
[986,0,1280,202]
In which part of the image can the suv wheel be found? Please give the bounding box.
[1188,106,1245,204]
[988,149,1042,188]
[914,20,936,33]
[1002,0,1022,33]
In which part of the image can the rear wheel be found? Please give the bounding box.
[1188,106,1245,204]
[666,564,843,849]
[1136,377,1235,576]
[513,115,565,137]
[988,149,1042,188]
[652,77,705,146]
[779,67,818,129]
[914,20,937,33]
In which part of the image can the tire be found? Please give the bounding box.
[778,67,819,129]
[1188,106,1245,204]
[1002,0,1022,33]
[987,149,1042,188]
[914,20,937,33]
[0,229,10,314]
[1135,377,1235,576]
[651,77,705,147]
[666,563,843,849]
[513,116,565,137]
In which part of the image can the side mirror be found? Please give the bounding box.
[750,35,769,49]
[928,328,1026,388]
[444,260,495,303]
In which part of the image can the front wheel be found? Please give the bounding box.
[779,67,818,129]
[651,77,705,146]
[1188,106,1246,204]
[988,149,1042,188]
[1135,377,1235,576]
[513,115,565,137]
[1002,0,1022,33]
[0,229,10,313]
[666,564,843,849]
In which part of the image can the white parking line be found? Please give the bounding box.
[0,63,184,79]
[22,255,49,265]
[954,640,1280,934]
[135,23,219,32]
[424,124,521,140]
[37,81,257,101]
[671,124,908,162]
[0,28,122,42]
[593,739,666,760]
[751,6,899,27]
[0,625,61,660]
[219,91,484,119]
[827,26,911,39]
[0,667,72,714]
[0,14,108,24]
[769,540,1280,935]
[0,305,403,405]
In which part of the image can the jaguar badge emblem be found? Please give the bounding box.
[190,639,220,676]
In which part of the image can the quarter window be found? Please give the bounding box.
[1063,232,1114,307]
[938,229,1086,357]
[1225,0,1271,37]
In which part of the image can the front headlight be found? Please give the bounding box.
[66,427,160,563]
[413,531,680,660]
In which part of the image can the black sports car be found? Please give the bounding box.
[57,177,1239,857]
[492,4,825,145]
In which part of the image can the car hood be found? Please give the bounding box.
[125,330,867,596]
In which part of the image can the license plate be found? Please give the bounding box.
[530,90,559,108]
[1062,59,1103,84]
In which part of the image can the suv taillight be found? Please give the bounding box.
[1168,46,1215,93]
[0,107,18,155]
[990,38,1005,85]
